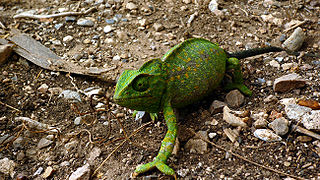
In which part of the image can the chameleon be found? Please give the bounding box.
[113,38,284,178]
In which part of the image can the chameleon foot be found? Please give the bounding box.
[224,83,252,96]
[133,160,176,179]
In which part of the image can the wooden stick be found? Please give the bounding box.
[13,7,96,19]
[292,125,320,140]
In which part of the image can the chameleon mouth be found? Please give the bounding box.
[113,95,153,103]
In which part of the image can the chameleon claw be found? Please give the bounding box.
[134,160,176,178]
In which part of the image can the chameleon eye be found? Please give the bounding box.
[132,75,149,92]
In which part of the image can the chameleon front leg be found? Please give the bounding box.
[224,57,252,96]
[133,101,177,179]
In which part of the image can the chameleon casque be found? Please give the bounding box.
[113,38,283,178]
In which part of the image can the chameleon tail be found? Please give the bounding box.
[227,46,284,59]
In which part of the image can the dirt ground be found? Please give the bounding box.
[1,0,320,179]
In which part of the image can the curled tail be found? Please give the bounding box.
[227,46,285,59]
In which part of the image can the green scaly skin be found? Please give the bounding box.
[113,38,284,178]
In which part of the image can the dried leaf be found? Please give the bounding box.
[298,99,320,110]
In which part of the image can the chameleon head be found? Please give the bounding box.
[113,59,166,113]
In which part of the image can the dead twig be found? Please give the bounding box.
[190,129,306,180]
[0,101,21,112]
[284,20,307,33]
[92,121,152,177]
[292,125,320,140]
[13,7,96,19]
[0,21,6,29]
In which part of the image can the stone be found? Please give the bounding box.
[126,2,138,10]
[223,128,239,142]
[281,63,295,70]
[208,132,217,139]
[253,129,282,142]
[263,95,277,103]
[183,0,191,4]
[302,110,320,130]
[297,136,313,142]
[209,100,227,114]
[34,167,43,176]
[0,44,13,64]
[285,104,312,120]
[87,147,101,165]
[116,31,128,41]
[273,73,306,93]
[77,18,94,27]
[261,14,283,26]
[225,90,245,108]
[63,35,74,42]
[282,27,305,51]
[0,158,16,178]
[59,90,82,102]
[223,106,247,127]
[208,0,223,16]
[269,60,280,69]
[37,138,53,149]
[69,163,91,180]
[42,166,54,178]
[252,112,268,128]
[153,23,164,32]
[268,117,289,136]
[185,139,208,154]
[38,84,49,93]
[74,117,82,125]
[103,25,113,33]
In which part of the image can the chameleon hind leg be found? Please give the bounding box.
[133,101,177,179]
[224,57,252,96]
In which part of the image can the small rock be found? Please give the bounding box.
[223,128,239,142]
[74,117,82,125]
[282,27,305,51]
[253,129,282,142]
[280,98,296,106]
[87,147,101,165]
[0,44,13,64]
[48,87,63,95]
[302,110,320,130]
[273,73,306,93]
[126,2,138,10]
[52,39,62,46]
[252,112,268,128]
[281,63,295,70]
[65,16,76,22]
[268,117,289,136]
[300,64,313,70]
[208,0,223,16]
[59,90,82,102]
[223,106,247,127]
[183,0,191,4]
[37,138,53,149]
[279,34,286,42]
[83,39,91,44]
[116,31,128,41]
[285,104,312,120]
[16,151,25,161]
[225,90,245,108]
[34,167,44,176]
[38,84,49,94]
[185,138,208,154]
[269,60,280,69]
[63,35,74,42]
[209,100,227,114]
[172,137,180,155]
[42,166,54,178]
[113,55,121,61]
[284,161,291,167]
[297,136,313,142]
[68,163,91,180]
[138,19,147,27]
[153,23,164,32]
[261,14,283,26]
[105,19,115,24]
[77,18,94,27]
[208,132,217,139]
[264,95,277,103]
[0,158,16,178]
[103,25,113,33]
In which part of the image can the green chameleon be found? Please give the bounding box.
[113,38,283,178]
